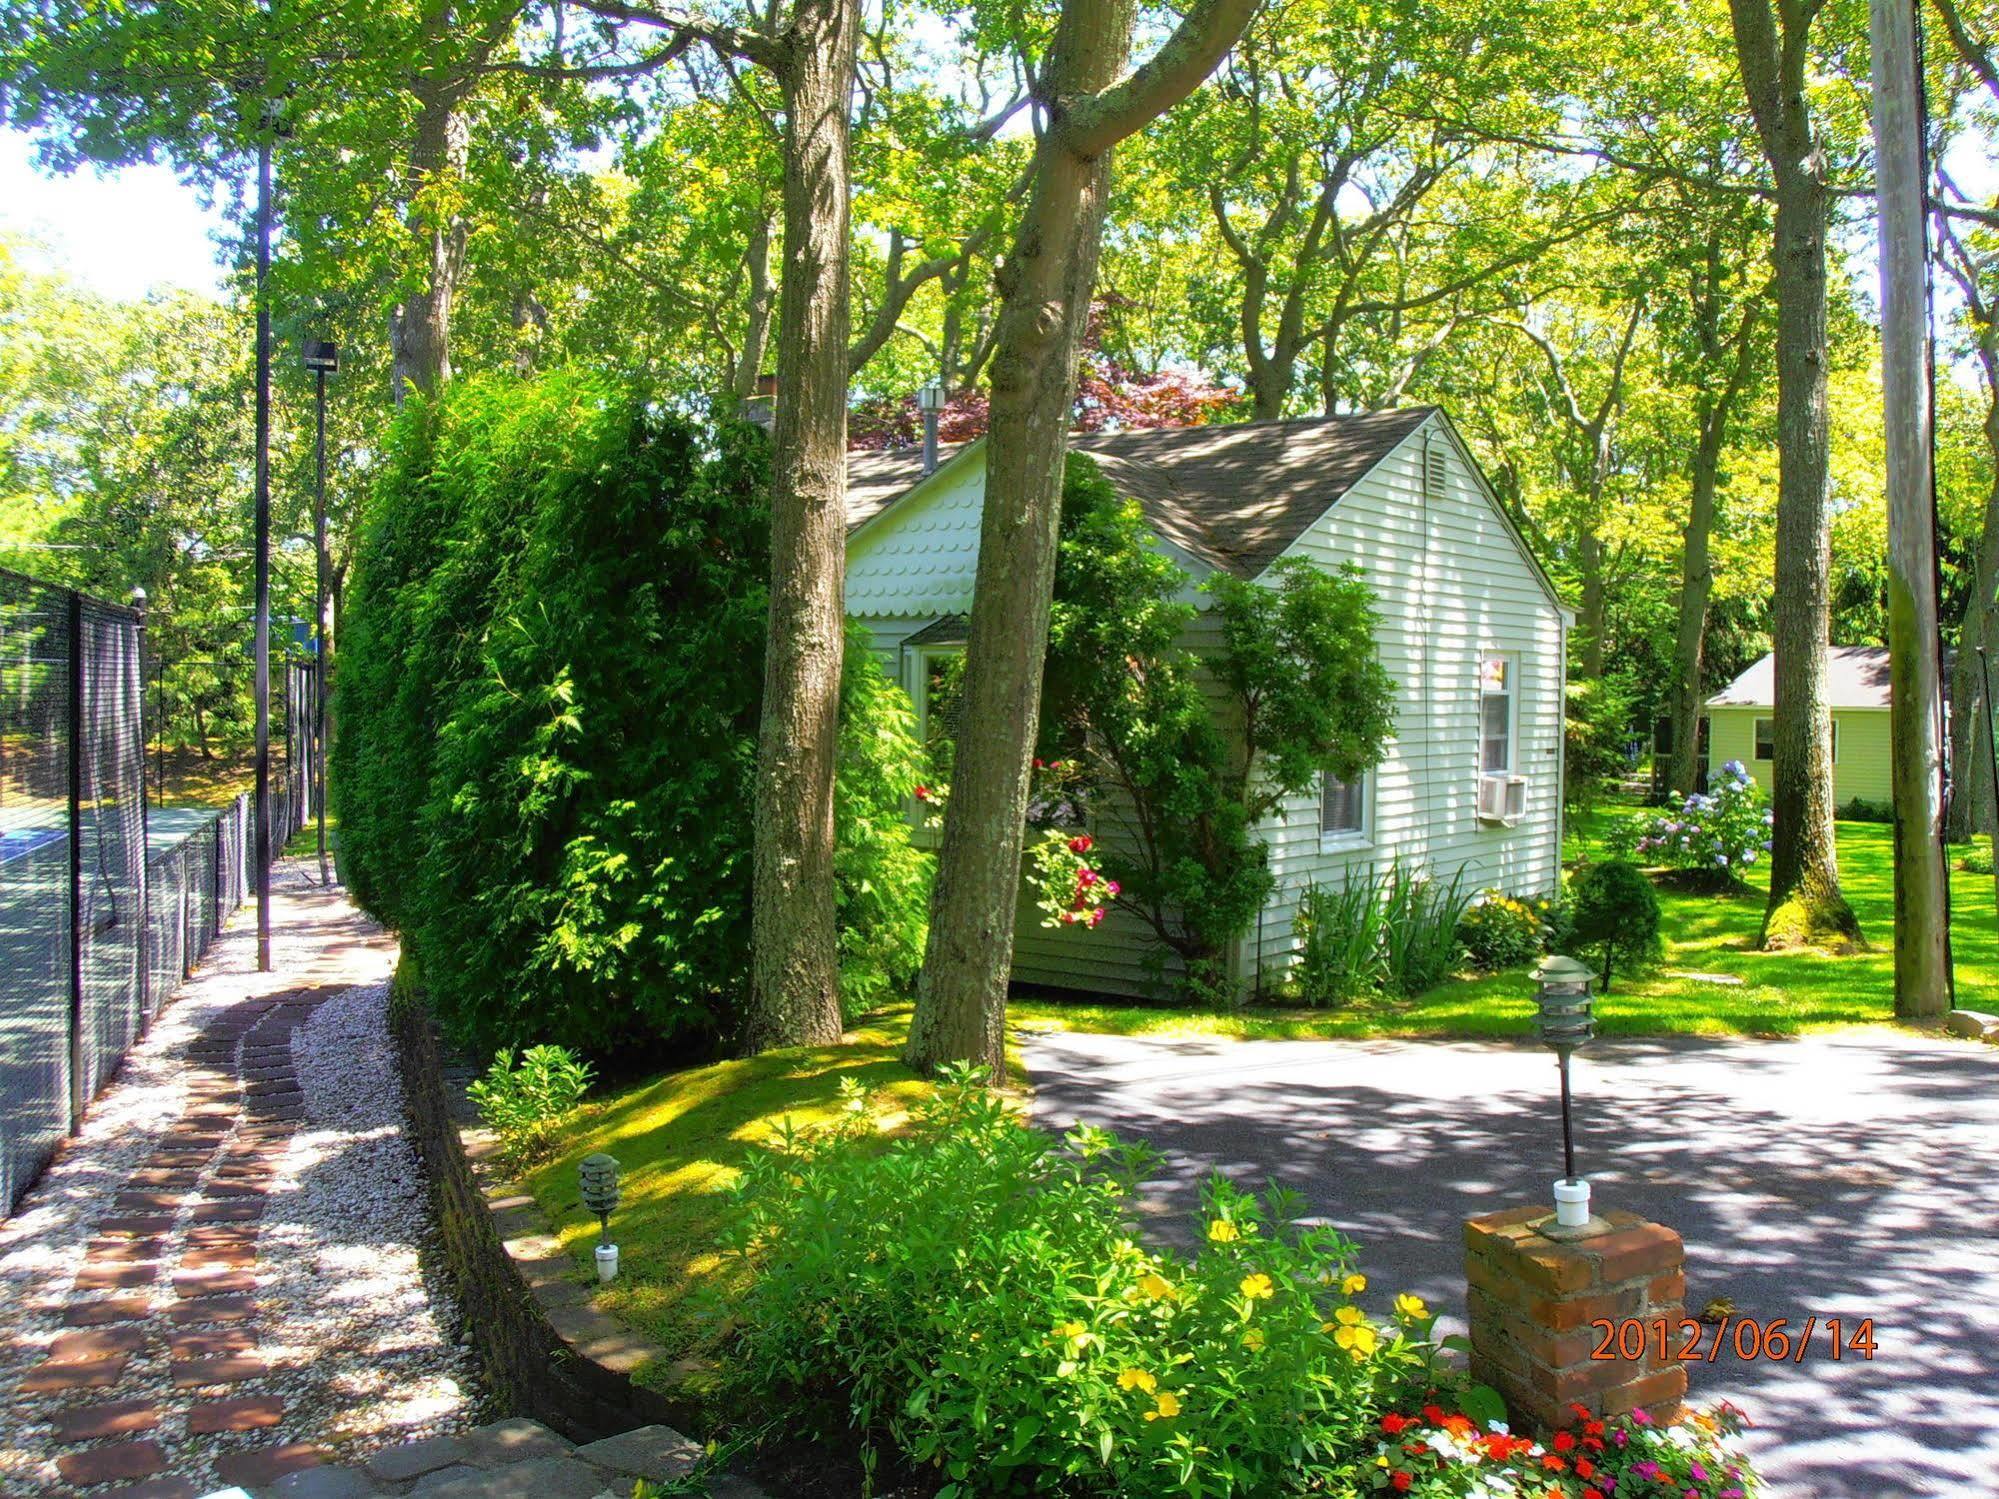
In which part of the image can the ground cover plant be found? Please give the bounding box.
[1014,811,1996,1039]
[333,372,929,1055]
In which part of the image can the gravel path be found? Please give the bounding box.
[1025,1026,1999,1499]
[0,858,483,1497]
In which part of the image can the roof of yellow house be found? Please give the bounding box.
[1706,646,1892,710]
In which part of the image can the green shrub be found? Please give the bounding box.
[334,373,929,1055]
[1456,892,1549,972]
[1961,838,1994,875]
[1380,863,1472,995]
[467,1044,594,1168]
[1838,796,1893,824]
[1292,876,1389,1003]
[1564,859,1663,991]
[1289,863,1471,1003]
[725,1069,1459,1497]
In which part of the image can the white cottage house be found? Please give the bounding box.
[844,407,1573,998]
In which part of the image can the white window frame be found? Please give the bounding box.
[1477,652,1525,826]
[1751,718,1838,764]
[909,644,963,748]
[1318,768,1372,849]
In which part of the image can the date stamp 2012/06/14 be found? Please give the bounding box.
[1590,1317,1878,1364]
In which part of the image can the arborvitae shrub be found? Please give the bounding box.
[334,372,928,1056]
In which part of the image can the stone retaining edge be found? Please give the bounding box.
[388,970,706,1445]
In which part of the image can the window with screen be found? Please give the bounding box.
[1479,656,1514,774]
[1321,770,1367,837]
[1755,718,1774,760]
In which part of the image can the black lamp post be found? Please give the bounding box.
[1533,954,1597,1229]
[303,339,337,886]
[252,117,274,972]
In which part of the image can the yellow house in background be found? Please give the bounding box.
[1704,646,1894,808]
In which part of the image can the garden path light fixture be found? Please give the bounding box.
[1533,954,1598,1233]
[580,1151,621,1282]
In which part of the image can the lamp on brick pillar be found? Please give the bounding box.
[1532,954,1597,1232]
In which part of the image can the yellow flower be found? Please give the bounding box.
[1052,1321,1087,1342]
[1239,1273,1275,1301]
[1395,1293,1428,1320]
[1207,1218,1240,1243]
[1333,1323,1378,1358]
[1242,1328,1266,1352]
[1138,1272,1175,1302]
[1118,1368,1158,1393]
[1144,1391,1182,1421]
[1333,1306,1364,1327]
[1341,1273,1367,1295]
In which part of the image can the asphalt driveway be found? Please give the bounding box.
[1023,1025,1999,1498]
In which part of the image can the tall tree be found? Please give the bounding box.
[1872,0,1951,1013]
[906,0,1257,1076]
[1728,0,1862,946]
[1660,197,1770,797]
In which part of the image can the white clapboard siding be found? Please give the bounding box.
[1246,416,1567,984]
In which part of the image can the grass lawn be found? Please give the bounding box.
[1013,812,1994,1042]
[519,1007,1014,1385]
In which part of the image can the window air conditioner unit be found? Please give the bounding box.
[1477,774,1527,825]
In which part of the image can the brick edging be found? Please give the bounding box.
[388,976,705,1443]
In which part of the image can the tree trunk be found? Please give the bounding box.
[729,214,776,401]
[1946,393,1999,841]
[1665,411,1725,798]
[391,76,471,403]
[743,0,860,1054]
[907,0,1255,1075]
[907,35,1130,1080]
[1759,171,1856,945]
[1873,0,1952,1015]
[1577,530,1607,680]
[1730,0,1860,947]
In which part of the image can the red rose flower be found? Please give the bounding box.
[1067,834,1094,854]
[914,786,930,800]
[1554,1432,1575,1453]
[1422,1404,1447,1426]
[1575,1457,1596,1480]
[1583,1490,1604,1499]
[1390,1473,1412,1493]
[1380,1414,1412,1435]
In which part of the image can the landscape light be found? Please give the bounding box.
[1532,954,1598,1231]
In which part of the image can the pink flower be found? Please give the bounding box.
[1077,868,1098,888]
[1105,880,1121,896]
[1088,909,1106,928]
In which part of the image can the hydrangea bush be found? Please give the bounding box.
[1620,762,1773,886]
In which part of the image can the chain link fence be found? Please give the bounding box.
[0,567,314,1216]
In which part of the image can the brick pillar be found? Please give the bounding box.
[1464,1205,1688,1431]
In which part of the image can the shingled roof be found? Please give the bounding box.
[845,407,1438,579]
[1706,647,1894,710]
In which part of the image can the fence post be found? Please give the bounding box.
[66,589,85,1131]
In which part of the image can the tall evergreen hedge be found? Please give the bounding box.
[333,372,929,1056]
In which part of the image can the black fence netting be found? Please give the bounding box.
[0,568,311,1216]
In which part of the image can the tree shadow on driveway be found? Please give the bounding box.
[1025,1027,1999,1498]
